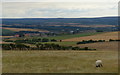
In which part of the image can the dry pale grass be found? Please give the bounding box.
[0,36,14,44]
[63,32,118,41]
[48,25,115,28]
[2,27,49,32]
[2,50,118,73]
[0,49,1,74]
[76,41,118,51]
[0,36,14,38]
[0,41,14,44]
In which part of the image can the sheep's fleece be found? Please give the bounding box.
[96,60,102,67]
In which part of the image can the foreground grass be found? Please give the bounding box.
[3,50,118,73]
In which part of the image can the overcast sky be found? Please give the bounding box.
[1,0,119,18]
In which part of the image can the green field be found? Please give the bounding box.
[20,32,102,40]
[2,29,16,36]
[40,41,77,46]
[46,32,102,40]
[3,51,118,73]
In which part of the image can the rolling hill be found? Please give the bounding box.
[63,31,118,41]
[2,17,118,25]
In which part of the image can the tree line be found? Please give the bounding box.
[77,40,105,44]
[4,38,57,44]
[2,43,30,50]
[77,39,120,44]
[109,39,120,42]
[2,43,96,51]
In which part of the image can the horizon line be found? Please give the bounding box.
[0,16,118,19]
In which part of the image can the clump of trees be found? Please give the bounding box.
[2,43,30,50]
[109,39,120,42]
[2,43,96,51]
[77,39,120,45]
[4,40,14,42]
[8,38,58,44]
[51,39,57,42]
[77,39,105,44]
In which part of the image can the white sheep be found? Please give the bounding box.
[95,60,103,67]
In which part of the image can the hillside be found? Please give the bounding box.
[2,17,118,25]
[2,27,49,32]
[76,42,118,51]
[63,32,118,41]
[2,17,118,33]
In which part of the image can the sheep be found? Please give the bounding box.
[95,60,103,67]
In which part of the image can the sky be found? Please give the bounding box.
[1,0,119,18]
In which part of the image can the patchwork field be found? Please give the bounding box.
[0,36,14,38]
[44,32,102,40]
[48,25,115,28]
[2,27,49,32]
[63,32,118,41]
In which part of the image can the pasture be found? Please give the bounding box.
[76,42,118,51]
[63,32,118,41]
[2,50,118,73]
[2,31,118,73]
[15,32,102,40]
[2,27,49,32]
[4,32,101,42]
[47,32,102,40]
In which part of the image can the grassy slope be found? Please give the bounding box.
[22,32,102,46]
[41,41,77,46]
[3,51,118,73]
[3,27,49,32]
[63,32,118,41]
[2,29,16,36]
[47,32,102,40]
[76,41,118,51]
[6,32,101,41]
[6,32,101,44]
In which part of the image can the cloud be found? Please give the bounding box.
[2,2,118,18]
[1,0,119,2]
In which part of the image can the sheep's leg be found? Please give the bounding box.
[96,65,98,67]
[96,65,99,67]
[98,65,100,67]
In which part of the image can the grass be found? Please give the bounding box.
[5,32,101,43]
[63,32,118,41]
[76,41,118,51]
[2,29,16,36]
[15,32,102,41]
[3,50,118,73]
[24,42,77,47]
[47,32,102,40]
[2,32,118,73]
[2,27,49,32]
[40,41,77,46]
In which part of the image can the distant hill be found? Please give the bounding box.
[1,16,118,32]
[2,16,118,25]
